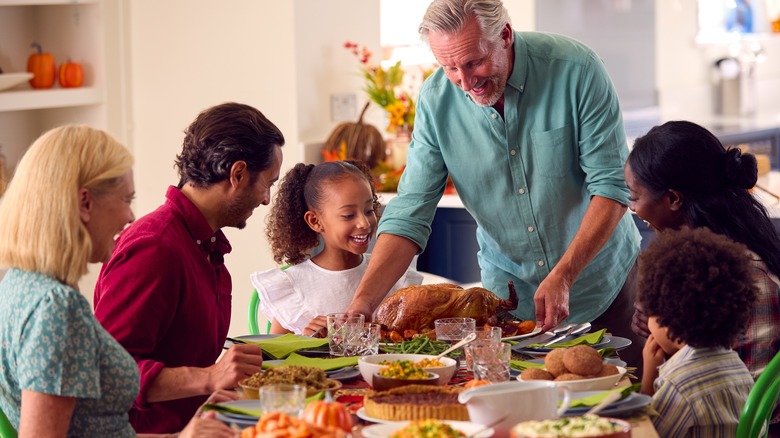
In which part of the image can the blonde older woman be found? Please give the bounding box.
[0,125,235,438]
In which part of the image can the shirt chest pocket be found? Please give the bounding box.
[530,126,574,178]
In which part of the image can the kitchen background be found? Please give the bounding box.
[1,0,779,335]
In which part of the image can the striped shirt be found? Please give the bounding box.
[652,345,754,437]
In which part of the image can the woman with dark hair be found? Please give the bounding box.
[626,120,780,384]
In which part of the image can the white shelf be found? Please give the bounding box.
[0,87,102,111]
[0,0,96,5]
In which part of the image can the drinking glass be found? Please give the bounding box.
[435,317,476,366]
[326,313,365,356]
[343,322,381,356]
[259,384,307,417]
[464,326,503,371]
[471,342,512,382]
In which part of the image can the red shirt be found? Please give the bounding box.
[94,186,232,433]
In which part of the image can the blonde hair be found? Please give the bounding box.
[419,0,511,44]
[0,125,133,286]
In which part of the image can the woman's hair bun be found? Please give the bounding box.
[724,148,758,190]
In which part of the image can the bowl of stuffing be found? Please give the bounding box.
[239,365,341,398]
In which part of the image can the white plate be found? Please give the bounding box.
[216,412,257,428]
[212,399,260,424]
[564,390,635,414]
[356,407,403,424]
[0,73,33,92]
[361,420,493,438]
[527,357,628,368]
[502,326,542,341]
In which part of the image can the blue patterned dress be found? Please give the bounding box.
[0,269,139,436]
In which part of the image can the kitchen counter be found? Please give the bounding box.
[381,170,780,283]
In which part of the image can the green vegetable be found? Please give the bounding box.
[380,335,462,357]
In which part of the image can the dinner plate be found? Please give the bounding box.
[224,334,281,349]
[361,420,493,438]
[502,326,542,341]
[212,399,260,427]
[562,393,651,418]
[515,336,633,355]
[356,407,402,424]
[216,412,257,427]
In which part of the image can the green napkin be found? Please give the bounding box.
[528,328,607,349]
[202,403,261,418]
[566,383,640,408]
[510,360,547,371]
[243,333,328,360]
[263,352,358,371]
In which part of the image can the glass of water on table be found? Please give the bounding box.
[434,317,476,367]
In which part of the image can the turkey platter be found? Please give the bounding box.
[374,281,524,340]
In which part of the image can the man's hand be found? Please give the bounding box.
[533,274,570,332]
[205,344,263,392]
[345,298,374,323]
[631,301,650,338]
[178,411,237,438]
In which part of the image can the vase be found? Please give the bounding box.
[389,126,411,170]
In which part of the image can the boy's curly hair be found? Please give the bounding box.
[265,160,380,265]
[637,227,757,348]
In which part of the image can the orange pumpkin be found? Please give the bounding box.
[58,60,84,88]
[301,401,353,432]
[27,43,56,89]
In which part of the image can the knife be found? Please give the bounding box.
[542,322,592,347]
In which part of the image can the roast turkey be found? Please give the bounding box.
[374,281,519,332]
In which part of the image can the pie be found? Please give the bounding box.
[363,384,469,421]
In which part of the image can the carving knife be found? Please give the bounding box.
[511,323,574,349]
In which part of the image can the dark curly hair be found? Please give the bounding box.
[175,102,285,188]
[628,120,780,277]
[266,160,380,265]
[637,227,757,348]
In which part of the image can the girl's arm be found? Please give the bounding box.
[302,315,328,337]
[269,318,293,335]
[19,390,75,438]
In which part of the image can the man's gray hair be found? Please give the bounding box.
[419,0,511,44]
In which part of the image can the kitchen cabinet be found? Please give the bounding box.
[0,0,125,178]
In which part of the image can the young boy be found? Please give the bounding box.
[638,227,757,438]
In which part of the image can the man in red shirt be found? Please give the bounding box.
[93,102,284,433]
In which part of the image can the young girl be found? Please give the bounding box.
[251,160,422,336]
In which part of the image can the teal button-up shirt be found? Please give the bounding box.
[378,31,640,322]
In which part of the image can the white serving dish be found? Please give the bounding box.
[358,353,457,386]
[518,366,626,392]
[0,73,33,92]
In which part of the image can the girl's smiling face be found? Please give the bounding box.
[306,176,378,261]
[624,162,686,232]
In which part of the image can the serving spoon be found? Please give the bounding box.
[435,332,478,359]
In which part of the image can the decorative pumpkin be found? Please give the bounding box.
[27,43,56,89]
[322,102,386,168]
[58,60,84,88]
[301,400,353,432]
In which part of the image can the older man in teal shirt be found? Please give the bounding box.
[348,0,641,366]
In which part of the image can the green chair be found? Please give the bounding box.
[247,288,272,335]
[737,351,780,438]
[0,405,17,438]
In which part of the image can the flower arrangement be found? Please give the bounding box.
[344,41,415,134]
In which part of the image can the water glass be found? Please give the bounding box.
[326,313,365,356]
[259,384,307,417]
[464,326,503,371]
[471,342,512,382]
[434,317,476,343]
[343,322,381,356]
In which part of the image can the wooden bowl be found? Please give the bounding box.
[371,371,440,392]
[239,378,342,399]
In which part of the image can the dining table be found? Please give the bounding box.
[331,364,659,437]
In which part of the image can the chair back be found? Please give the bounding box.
[0,405,17,438]
[247,288,266,335]
[737,351,780,437]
